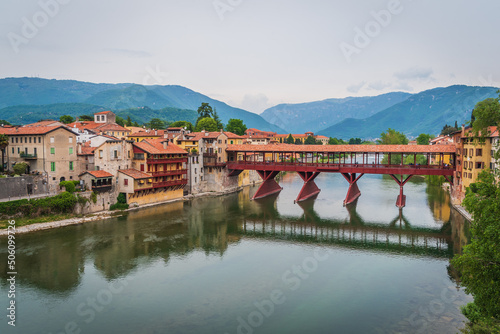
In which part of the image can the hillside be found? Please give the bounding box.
[260,92,411,133]
[0,77,283,131]
[318,85,499,140]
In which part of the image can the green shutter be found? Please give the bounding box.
[69,161,73,171]
[50,147,55,154]
[51,162,55,172]
[69,147,73,154]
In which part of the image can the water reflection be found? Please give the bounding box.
[0,183,470,296]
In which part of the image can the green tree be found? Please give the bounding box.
[13,162,28,175]
[126,116,133,126]
[59,115,75,124]
[304,135,321,145]
[451,170,500,332]
[195,117,218,132]
[416,133,434,145]
[170,121,194,132]
[197,103,214,119]
[0,120,11,126]
[328,137,339,145]
[441,123,460,136]
[213,110,224,130]
[225,119,247,136]
[471,97,500,136]
[377,128,409,145]
[78,115,93,121]
[286,134,294,144]
[0,134,8,172]
[348,138,362,145]
[146,118,167,129]
[115,116,126,127]
[294,138,303,145]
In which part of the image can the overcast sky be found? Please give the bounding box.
[1,0,499,113]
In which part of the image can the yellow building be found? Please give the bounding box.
[127,130,162,143]
[461,126,498,192]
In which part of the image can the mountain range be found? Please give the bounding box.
[0,77,283,132]
[0,78,498,140]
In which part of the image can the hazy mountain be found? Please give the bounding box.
[318,85,499,140]
[260,92,412,133]
[0,77,283,131]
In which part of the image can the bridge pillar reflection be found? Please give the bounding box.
[342,173,364,206]
[390,174,413,208]
[295,172,321,202]
[252,170,283,200]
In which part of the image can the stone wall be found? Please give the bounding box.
[0,174,51,200]
[74,188,118,215]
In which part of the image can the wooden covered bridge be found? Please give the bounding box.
[226,144,456,208]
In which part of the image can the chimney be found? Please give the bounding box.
[155,130,158,136]
[461,124,465,138]
[76,117,79,122]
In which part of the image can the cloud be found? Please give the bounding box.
[231,93,271,114]
[394,81,413,92]
[347,81,366,94]
[105,48,152,58]
[366,81,392,91]
[394,67,434,81]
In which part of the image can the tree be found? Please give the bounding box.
[304,135,321,145]
[416,133,434,145]
[126,116,133,127]
[348,138,362,145]
[195,117,218,132]
[170,121,194,132]
[471,97,500,136]
[13,162,28,175]
[294,138,303,145]
[78,115,93,121]
[213,110,224,130]
[197,103,214,119]
[225,119,247,136]
[146,118,167,130]
[0,134,9,172]
[377,128,409,145]
[451,170,500,332]
[441,123,460,136]
[59,115,75,124]
[286,134,294,144]
[0,120,11,126]
[115,116,126,127]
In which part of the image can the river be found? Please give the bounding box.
[0,172,471,334]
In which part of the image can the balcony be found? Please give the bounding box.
[20,152,37,160]
[92,185,112,193]
[151,169,188,177]
[136,179,187,191]
[147,157,188,164]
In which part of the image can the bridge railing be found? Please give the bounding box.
[228,161,454,170]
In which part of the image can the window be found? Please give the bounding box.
[195,177,197,183]
[69,137,73,143]
[114,150,118,159]
[17,148,20,154]
[195,168,197,174]
[11,147,14,154]
[230,140,234,144]
[50,136,54,143]
[128,151,130,158]
[51,162,55,172]
[11,137,14,143]
[69,161,74,171]
[29,137,32,143]
[124,179,128,186]
[69,147,73,155]
[476,149,482,156]
[476,162,484,169]
[50,147,55,154]
[469,148,474,156]
[218,140,222,144]
[15,137,18,143]
[99,150,103,158]
[38,137,41,143]
[140,164,144,172]
[96,166,100,171]
[218,148,221,153]
[24,137,27,143]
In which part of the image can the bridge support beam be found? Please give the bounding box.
[252,170,283,200]
[228,169,243,177]
[296,172,321,202]
[390,174,413,208]
[342,173,364,206]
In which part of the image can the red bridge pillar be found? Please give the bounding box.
[252,170,283,200]
[296,171,321,202]
[390,175,413,208]
[342,173,364,206]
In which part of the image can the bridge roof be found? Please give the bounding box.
[226,144,456,154]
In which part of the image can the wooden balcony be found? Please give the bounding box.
[151,169,188,177]
[92,185,112,193]
[147,158,188,164]
[20,152,37,160]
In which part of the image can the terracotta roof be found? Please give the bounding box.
[166,127,183,131]
[23,120,63,127]
[95,110,114,115]
[133,138,187,154]
[128,131,161,137]
[118,168,151,179]
[224,132,245,139]
[97,123,130,132]
[78,144,97,155]
[226,143,457,154]
[316,135,328,139]
[80,170,114,178]
[0,125,72,135]
[126,126,144,134]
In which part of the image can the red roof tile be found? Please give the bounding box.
[118,168,151,179]
[133,138,187,154]
[0,125,72,135]
[80,170,114,178]
[95,110,114,115]
[226,143,457,154]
